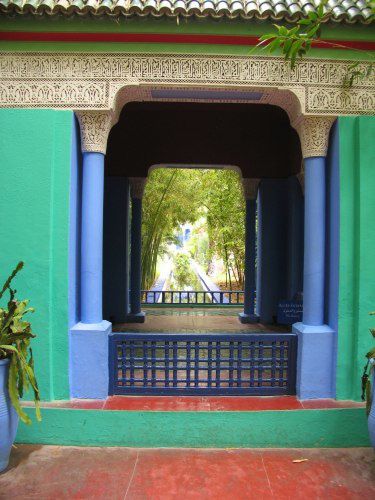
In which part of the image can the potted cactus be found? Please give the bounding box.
[362,312,375,448]
[0,262,41,473]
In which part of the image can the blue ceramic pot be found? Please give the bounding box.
[0,359,19,473]
[368,364,375,449]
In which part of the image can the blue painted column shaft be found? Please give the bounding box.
[124,182,130,317]
[244,198,256,315]
[293,117,335,400]
[103,178,130,322]
[81,152,105,324]
[303,156,326,326]
[255,188,263,317]
[239,178,259,324]
[256,179,289,323]
[287,176,304,301]
[130,197,143,315]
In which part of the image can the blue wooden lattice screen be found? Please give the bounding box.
[109,333,297,395]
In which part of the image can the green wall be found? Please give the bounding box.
[1,112,374,405]
[16,407,370,448]
[1,16,373,40]
[337,116,375,400]
[0,109,73,401]
[0,16,373,60]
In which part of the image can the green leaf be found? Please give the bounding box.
[259,33,277,42]
[317,3,324,17]
[288,26,300,36]
[268,38,282,54]
[0,263,41,423]
[8,354,31,424]
[307,24,321,38]
[298,19,313,25]
[283,38,294,59]
[277,25,288,36]
[348,61,360,71]
[0,262,24,301]
[289,40,304,69]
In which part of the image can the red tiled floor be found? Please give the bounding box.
[1,445,137,499]
[127,449,271,499]
[1,446,374,499]
[261,448,375,499]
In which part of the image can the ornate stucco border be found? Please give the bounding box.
[0,52,374,116]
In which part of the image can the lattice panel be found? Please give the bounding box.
[109,333,297,395]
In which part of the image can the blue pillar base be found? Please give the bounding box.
[238,312,260,324]
[70,320,112,399]
[293,322,335,400]
[126,312,146,323]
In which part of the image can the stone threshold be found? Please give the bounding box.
[21,396,365,412]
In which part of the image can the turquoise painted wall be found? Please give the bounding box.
[0,109,73,401]
[1,112,374,404]
[337,116,375,400]
[0,16,373,60]
[16,407,370,448]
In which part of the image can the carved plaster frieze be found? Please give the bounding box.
[242,178,260,200]
[129,177,147,199]
[0,53,373,118]
[76,110,114,154]
[293,115,336,158]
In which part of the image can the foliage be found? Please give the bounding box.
[142,169,245,291]
[257,1,374,87]
[171,253,200,290]
[187,220,210,269]
[142,169,204,289]
[362,313,375,416]
[0,262,41,424]
[199,170,245,289]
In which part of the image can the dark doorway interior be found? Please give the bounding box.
[105,102,302,178]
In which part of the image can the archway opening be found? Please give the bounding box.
[103,99,303,396]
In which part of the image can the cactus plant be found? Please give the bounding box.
[0,262,41,424]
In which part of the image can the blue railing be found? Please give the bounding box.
[109,333,297,395]
[141,290,244,305]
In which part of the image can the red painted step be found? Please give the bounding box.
[25,396,365,411]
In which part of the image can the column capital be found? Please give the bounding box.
[76,110,113,154]
[242,178,260,200]
[293,115,336,158]
[129,177,147,199]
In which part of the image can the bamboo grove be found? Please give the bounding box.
[141,169,245,290]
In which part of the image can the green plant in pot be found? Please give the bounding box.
[0,262,41,473]
[362,312,375,448]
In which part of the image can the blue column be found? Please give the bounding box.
[239,198,258,323]
[303,157,326,325]
[81,152,105,324]
[286,176,304,301]
[103,177,130,323]
[128,178,146,323]
[293,155,334,399]
[70,148,111,400]
[257,179,289,323]
[255,187,262,317]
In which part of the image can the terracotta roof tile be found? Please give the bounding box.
[0,0,373,23]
